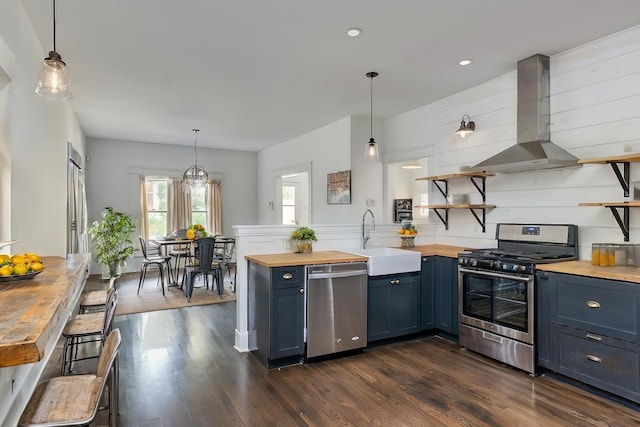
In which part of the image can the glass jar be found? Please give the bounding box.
[591,243,601,266]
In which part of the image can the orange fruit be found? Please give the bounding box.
[0,264,12,276]
[30,262,44,272]
[10,255,26,265]
[13,263,28,275]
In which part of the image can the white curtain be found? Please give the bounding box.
[139,176,148,240]
[167,178,192,233]
[208,179,223,235]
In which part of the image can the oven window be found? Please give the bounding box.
[494,280,528,332]
[462,274,493,322]
[461,272,529,333]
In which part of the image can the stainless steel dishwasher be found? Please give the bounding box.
[305,262,368,358]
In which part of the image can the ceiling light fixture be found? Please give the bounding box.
[35,0,72,100]
[455,114,476,138]
[364,71,380,160]
[401,162,423,170]
[183,129,208,191]
[347,28,362,37]
[459,59,472,66]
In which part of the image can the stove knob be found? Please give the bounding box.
[471,259,477,267]
[519,265,527,272]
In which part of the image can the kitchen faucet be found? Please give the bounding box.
[362,209,375,249]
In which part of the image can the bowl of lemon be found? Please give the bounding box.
[0,253,45,282]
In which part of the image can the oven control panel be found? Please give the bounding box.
[458,256,534,275]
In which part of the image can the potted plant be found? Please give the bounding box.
[88,207,136,278]
[291,226,317,253]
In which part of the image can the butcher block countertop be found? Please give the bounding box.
[0,254,90,367]
[537,260,640,284]
[246,250,368,268]
[402,244,471,258]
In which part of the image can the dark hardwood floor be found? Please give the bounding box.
[105,303,640,427]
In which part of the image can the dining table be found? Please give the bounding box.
[150,237,193,285]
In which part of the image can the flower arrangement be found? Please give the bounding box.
[291,226,317,253]
[186,223,208,240]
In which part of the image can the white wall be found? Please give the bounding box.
[0,0,85,258]
[85,137,257,272]
[384,25,640,258]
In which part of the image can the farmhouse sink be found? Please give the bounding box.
[344,247,421,276]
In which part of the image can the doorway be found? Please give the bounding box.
[281,172,309,225]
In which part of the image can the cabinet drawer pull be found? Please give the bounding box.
[586,300,601,309]
[299,288,304,294]
[586,354,602,363]
[282,273,293,280]
[586,333,602,342]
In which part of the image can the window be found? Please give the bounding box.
[146,179,168,237]
[144,178,208,237]
[282,185,296,225]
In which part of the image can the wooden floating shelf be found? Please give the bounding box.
[579,201,640,207]
[415,204,496,209]
[415,172,495,181]
[578,153,640,164]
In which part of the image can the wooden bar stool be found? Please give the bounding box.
[61,288,118,375]
[79,276,117,314]
[19,328,121,427]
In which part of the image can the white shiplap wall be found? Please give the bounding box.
[386,24,640,259]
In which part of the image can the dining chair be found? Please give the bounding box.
[214,237,236,292]
[61,287,118,375]
[20,329,122,427]
[138,236,172,295]
[169,228,192,283]
[182,237,222,302]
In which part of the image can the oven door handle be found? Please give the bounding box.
[459,267,532,282]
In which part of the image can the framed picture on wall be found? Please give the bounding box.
[327,170,351,204]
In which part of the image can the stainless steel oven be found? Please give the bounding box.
[458,223,578,374]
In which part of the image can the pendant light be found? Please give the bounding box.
[35,0,72,100]
[183,129,208,191]
[364,71,379,160]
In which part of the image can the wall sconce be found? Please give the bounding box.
[454,115,475,138]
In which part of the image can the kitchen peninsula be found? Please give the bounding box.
[0,254,90,426]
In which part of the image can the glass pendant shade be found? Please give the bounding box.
[35,51,72,100]
[183,165,208,189]
[183,128,208,191]
[364,137,379,160]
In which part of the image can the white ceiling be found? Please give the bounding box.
[21,0,640,151]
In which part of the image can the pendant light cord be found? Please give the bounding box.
[193,128,200,167]
[52,0,57,52]
[370,74,373,139]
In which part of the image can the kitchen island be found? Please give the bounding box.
[0,254,90,427]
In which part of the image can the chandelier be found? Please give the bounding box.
[183,129,208,191]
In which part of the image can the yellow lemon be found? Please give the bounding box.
[11,255,26,265]
[26,254,41,263]
[186,229,196,240]
[30,262,44,272]
[0,264,13,276]
[13,263,28,275]
[0,254,9,263]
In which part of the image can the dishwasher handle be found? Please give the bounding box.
[307,269,368,280]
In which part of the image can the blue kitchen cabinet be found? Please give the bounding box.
[368,272,420,342]
[538,271,640,404]
[421,256,459,335]
[249,262,305,368]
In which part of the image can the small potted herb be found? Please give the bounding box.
[291,226,317,253]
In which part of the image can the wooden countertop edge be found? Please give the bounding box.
[537,260,640,283]
[0,255,90,367]
[245,251,368,267]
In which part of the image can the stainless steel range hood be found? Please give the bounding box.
[471,54,580,173]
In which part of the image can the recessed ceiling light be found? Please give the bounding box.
[347,28,362,37]
[459,59,472,66]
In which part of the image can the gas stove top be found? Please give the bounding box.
[458,223,578,275]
